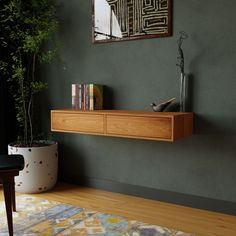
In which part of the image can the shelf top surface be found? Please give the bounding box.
[51,109,193,118]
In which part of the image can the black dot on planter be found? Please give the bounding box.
[17,184,20,186]
[39,161,43,164]
[26,164,29,168]
[38,187,42,191]
[28,149,31,152]
[48,173,51,176]
[26,171,29,173]
[34,161,36,163]
[44,187,47,190]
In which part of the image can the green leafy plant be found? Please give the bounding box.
[0,0,58,146]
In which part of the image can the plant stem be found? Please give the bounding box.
[28,53,36,145]
[28,94,33,146]
[18,51,28,145]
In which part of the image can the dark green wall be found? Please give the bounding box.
[41,0,236,205]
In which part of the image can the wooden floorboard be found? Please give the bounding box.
[1,182,236,236]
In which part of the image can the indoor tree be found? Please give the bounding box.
[0,0,59,146]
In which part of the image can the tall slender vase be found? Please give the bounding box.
[180,72,186,112]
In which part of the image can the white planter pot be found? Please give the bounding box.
[8,141,58,193]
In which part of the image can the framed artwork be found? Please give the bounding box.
[92,0,172,43]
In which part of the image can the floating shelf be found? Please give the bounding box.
[51,110,193,142]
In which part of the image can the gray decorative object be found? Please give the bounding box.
[176,31,188,112]
[151,97,176,112]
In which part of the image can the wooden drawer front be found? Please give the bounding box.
[106,115,172,139]
[52,112,104,134]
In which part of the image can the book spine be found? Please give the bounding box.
[81,84,84,110]
[72,84,83,109]
[94,84,103,110]
[85,84,89,110]
[78,84,82,110]
[72,84,80,109]
[83,84,87,110]
[89,84,94,110]
[72,84,75,109]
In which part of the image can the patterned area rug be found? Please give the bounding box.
[0,196,195,236]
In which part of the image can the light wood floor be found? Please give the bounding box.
[1,182,236,236]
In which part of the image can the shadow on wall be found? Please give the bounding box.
[186,73,195,112]
[194,114,236,136]
[103,85,116,109]
[58,139,87,182]
[185,74,236,136]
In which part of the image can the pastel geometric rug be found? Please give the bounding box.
[0,195,195,236]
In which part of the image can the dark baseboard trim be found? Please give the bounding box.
[60,175,236,216]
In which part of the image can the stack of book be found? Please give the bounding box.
[72,84,103,110]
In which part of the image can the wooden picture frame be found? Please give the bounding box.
[92,0,172,43]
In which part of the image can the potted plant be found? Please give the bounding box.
[0,0,59,193]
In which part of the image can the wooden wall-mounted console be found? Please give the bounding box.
[51,110,193,142]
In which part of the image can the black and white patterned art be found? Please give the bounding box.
[93,0,172,43]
